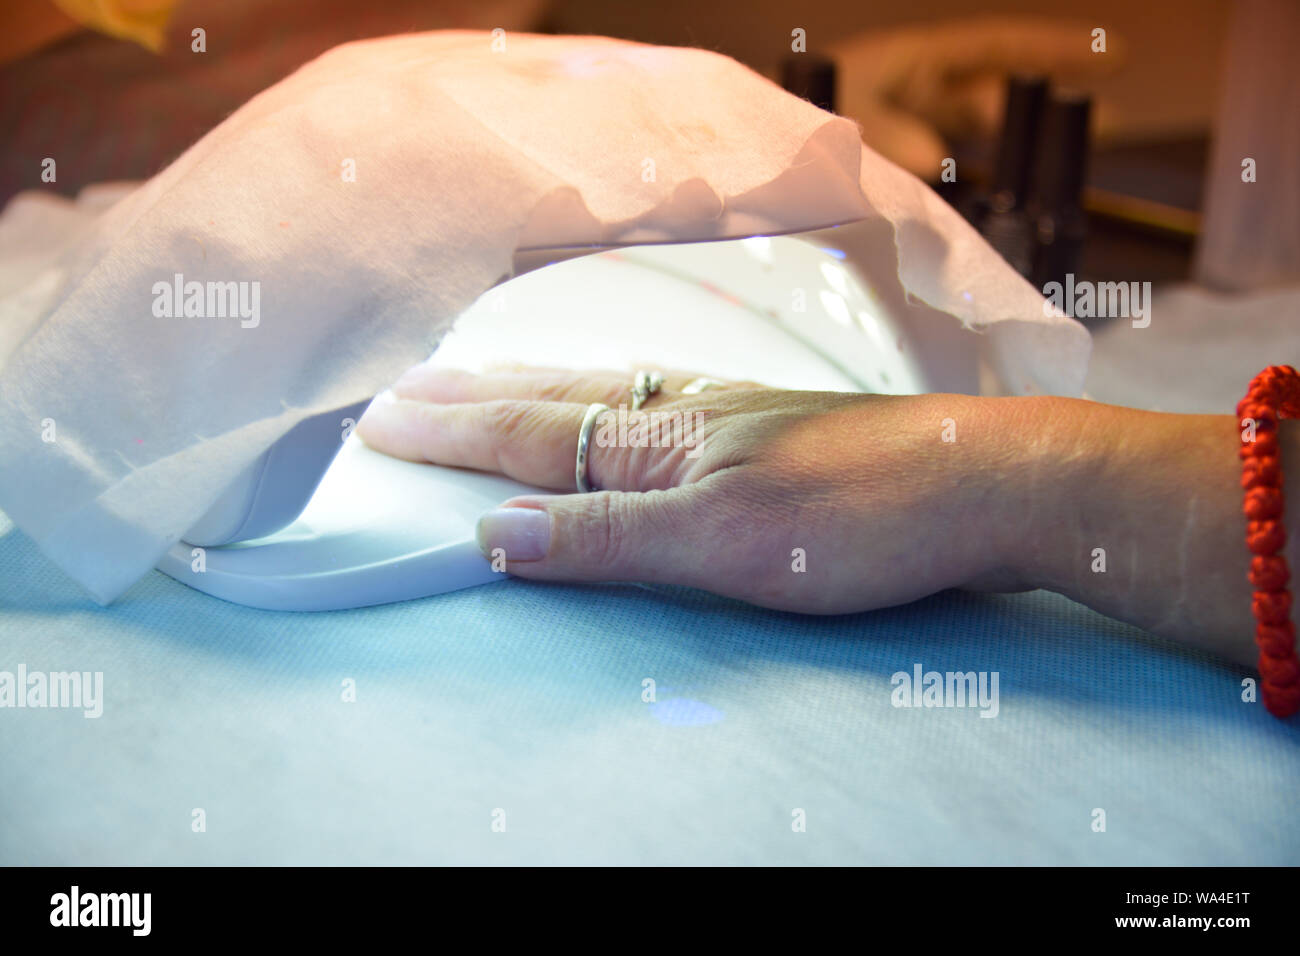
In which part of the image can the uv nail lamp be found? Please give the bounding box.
[157,220,936,610]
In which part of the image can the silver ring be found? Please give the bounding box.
[630,370,665,411]
[681,377,725,395]
[575,402,609,493]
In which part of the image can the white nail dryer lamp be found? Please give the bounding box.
[156,220,936,610]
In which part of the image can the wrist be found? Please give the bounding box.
[1002,395,1270,665]
[998,395,1108,594]
[913,393,1074,593]
[940,395,1085,593]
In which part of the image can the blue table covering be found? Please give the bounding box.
[1,513,1297,865]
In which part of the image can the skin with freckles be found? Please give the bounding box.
[358,363,1299,670]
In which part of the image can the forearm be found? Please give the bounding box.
[1002,397,1299,667]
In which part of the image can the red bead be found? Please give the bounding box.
[1252,430,1280,458]
[1246,519,1287,555]
[1241,455,1281,489]
[1250,555,1291,591]
[1244,486,1284,520]
[1261,651,1300,685]
[1253,590,1293,625]
[1255,621,1296,658]
[1262,682,1300,718]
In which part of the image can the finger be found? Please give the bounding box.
[358,395,588,489]
[391,365,630,406]
[474,485,721,586]
[356,396,687,492]
[389,364,740,407]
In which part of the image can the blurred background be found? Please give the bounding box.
[1,0,1296,303]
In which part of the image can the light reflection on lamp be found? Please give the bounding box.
[819,289,852,326]
[818,260,848,296]
[741,236,773,264]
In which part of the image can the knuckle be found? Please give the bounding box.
[586,493,629,570]
[534,380,572,403]
[483,399,535,437]
[532,377,626,406]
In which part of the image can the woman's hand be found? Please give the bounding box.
[359,362,1297,669]
[356,363,1036,615]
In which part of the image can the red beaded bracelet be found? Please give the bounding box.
[1237,365,1300,718]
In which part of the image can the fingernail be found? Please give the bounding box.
[476,507,550,562]
[357,391,397,435]
[392,363,434,393]
[362,389,396,416]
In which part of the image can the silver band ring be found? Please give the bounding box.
[681,377,725,395]
[631,370,665,411]
[575,402,609,493]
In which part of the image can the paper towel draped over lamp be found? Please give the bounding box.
[0,31,1088,605]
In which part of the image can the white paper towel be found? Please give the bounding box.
[0,31,1088,604]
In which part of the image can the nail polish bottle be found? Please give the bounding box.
[1027,91,1092,293]
[781,54,836,113]
[972,74,1048,277]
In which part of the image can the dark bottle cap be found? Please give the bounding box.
[781,55,836,113]
[1028,90,1092,213]
[991,74,1049,203]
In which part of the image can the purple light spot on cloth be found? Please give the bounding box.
[651,698,724,726]
[823,247,847,259]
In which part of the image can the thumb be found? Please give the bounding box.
[475,487,714,586]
